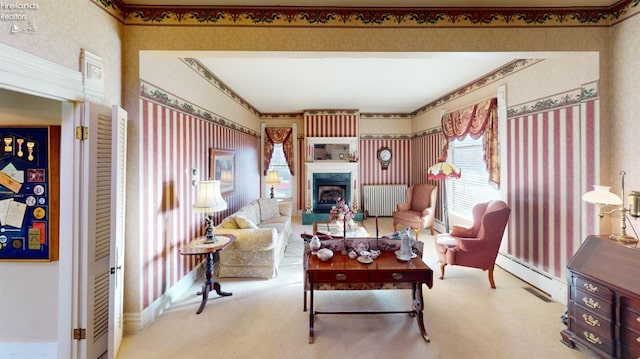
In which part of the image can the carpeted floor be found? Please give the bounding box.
[116,216,597,359]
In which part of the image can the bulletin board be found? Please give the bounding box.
[0,126,59,261]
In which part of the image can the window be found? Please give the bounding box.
[265,143,291,199]
[448,136,499,221]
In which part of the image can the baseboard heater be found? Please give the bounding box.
[363,184,407,217]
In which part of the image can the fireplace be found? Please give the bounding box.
[313,173,351,213]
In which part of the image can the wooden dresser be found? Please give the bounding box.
[561,235,640,358]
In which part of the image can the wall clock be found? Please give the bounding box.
[377,146,392,170]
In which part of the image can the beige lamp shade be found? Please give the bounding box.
[265,170,281,185]
[193,180,228,213]
[582,185,623,206]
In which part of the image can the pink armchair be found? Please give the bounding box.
[435,200,511,289]
[392,183,437,239]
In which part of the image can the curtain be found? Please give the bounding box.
[264,127,294,176]
[441,98,499,187]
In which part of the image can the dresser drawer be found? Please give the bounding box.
[573,275,613,302]
[369,270,428,283]
[622,296,640,333]
[309,270,369,283]
[569,301,614,335]
[620,343,640,359]
[620,327,640,352]
[571,287,614,319]
[571,319,615,356]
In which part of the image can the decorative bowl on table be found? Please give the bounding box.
[317,248,334,261]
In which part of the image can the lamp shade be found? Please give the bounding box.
[582,185,623,206]
[193,180,228,213]
[427,159,461,180]
[265,170,280,185]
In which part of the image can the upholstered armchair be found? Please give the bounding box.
[392,183,437,238]
[434,200,511,289]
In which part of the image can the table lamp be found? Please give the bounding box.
[582,171,638,244]
[193,180,227,243]
[427,158,462,233]
[265,170,280,199]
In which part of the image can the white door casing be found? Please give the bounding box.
[108,105,127,359]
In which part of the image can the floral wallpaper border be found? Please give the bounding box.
[139,81,260,137]
[94,0,639,27]
[507,80,599,118]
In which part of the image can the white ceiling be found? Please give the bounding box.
[197,52,515,114]
[132,1,612,114]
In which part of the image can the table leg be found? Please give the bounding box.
[309,284,315,344]
[195,252,232,314]
[412,283,430,343]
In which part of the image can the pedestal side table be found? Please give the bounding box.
[180,235,235,314]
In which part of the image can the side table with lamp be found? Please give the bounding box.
[182,179,233,314]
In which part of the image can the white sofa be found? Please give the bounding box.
[214,198,292,279]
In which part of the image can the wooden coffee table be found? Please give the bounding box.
[306,250,433,343]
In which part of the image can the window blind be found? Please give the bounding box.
[448,136,499,220]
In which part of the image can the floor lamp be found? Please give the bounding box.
[427,159,461,233]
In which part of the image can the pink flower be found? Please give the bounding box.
[329,197,354,222]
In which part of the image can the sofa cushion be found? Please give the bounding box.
[235,201,260,224]
[258,198,280,221]
[235,215,260,229]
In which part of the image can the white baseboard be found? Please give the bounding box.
[123,261,204,334]
[496,252,567,305]
[0,342,57,359]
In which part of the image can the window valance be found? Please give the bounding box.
[264,127,294,176]
[441,98,500,187]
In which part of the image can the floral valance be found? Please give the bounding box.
[263,127,294,176]
[442,98,496,141]
[441,98,500,187]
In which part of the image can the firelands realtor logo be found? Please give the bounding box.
[1,2,39,34]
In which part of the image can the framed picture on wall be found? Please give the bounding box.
[209,149,235,195]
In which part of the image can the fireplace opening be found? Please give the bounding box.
[312,174,351,213]
[318,185,346,204]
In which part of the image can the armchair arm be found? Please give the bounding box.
[456,237,486,252]
[420,207,433,217]
[397,202,410,211]
[214,227,277,251]
[450,225,474,237]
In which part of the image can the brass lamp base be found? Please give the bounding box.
[609,233,638,245]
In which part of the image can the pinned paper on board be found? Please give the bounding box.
[1,163,24,184]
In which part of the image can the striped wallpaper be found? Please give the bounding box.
[410,131,447,223]
[139,98,260,308]
[304,111,359,137]
[505,88,598,280]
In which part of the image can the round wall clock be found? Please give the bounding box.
[377,146,392,170]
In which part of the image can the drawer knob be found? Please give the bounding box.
[636,316,640,324]
[636,337,640,343]
[583,331,602,345]
[582,297,601,310]
[583,282,599,293]
[335,273,347,281]
[582,314,600,327]
[391,272,404,280]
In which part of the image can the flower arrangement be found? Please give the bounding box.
[347,151,358,162]
[329,197,355,223]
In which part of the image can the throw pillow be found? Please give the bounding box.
[258,198,280,221]
[234,215,259,229]
[220,216,239,229]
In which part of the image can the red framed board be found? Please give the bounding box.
[0,126,59,261]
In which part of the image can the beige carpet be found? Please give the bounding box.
[116,216,597,359]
